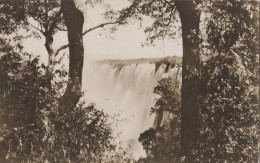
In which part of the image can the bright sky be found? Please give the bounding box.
[23,0,182,61]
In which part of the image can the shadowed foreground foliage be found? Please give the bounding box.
[138,78,181,163]
[138,52,258,162]
[0,40,134,162]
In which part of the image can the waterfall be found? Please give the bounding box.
[83,60,182,158]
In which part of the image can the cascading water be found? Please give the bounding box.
[83,60,182,158]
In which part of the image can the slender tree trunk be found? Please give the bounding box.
[175,1,201,161]
[46,9,62,72]
[43,8,62,88]
[60,0,84,110]
[44,32,55,86]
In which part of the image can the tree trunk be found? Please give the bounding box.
[44,32,55,87]
[175,1,201,161]
[43,8,62,88]
[60,0,84,110]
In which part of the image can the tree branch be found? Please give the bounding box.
[48,8,62,35]
[164,7,175,35]
[27,22,44,35]
[82,21,122,35]
[43,8,63,75]
[55,44,69,56]
[55,21,123,56]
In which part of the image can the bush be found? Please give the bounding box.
[197,51,259,162]
[0,49,132,162]
[138,78,181,163]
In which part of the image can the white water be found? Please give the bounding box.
[82,61,182,158]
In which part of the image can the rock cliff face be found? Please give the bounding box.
[83,56,182,158]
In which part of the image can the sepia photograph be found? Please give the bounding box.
[0,0,259,162]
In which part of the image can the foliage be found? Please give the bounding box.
[195,1,259,162]
[196,50,259,162]
[118,0,181,45]
[138,78,181,163]
[47,101,120,162]
[201,1,259,80]
[0,44,130,162]
[152,78,181,114]
[0,0,61,36]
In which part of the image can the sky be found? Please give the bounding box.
[23,0,183,61]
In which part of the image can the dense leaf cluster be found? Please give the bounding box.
[138,78,181,163]
[195,2,259,161]
[0,0,61,35]
[138,54,258,162]
[202,1,259,79]
[0,39,126,162]
[197,51,259,162]
[118,0,181,45]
